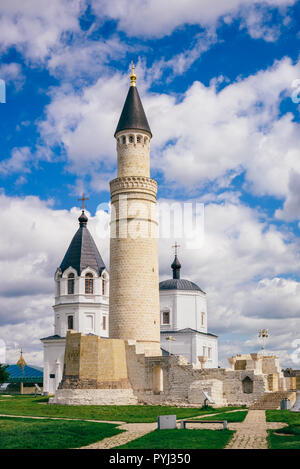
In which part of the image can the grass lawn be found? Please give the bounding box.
[266,410,300,449]
[0,416,122,449]
[115,429,235,449]
[0,396,243,423]
[199,410,248,423]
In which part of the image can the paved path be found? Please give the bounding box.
[225,410,285,450]
[79,422,157,449]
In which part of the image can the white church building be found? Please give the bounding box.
[41,210,109,394]
[41,212,218,394]
[160,252,218,368]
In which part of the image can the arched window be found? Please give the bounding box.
[144,137,147,144]
[129,135,134,143]
[242,376,253,394]
[102,278,105,296]
[153,366,163,394]
[122,136,126,144]
[137,135,141,143]
[68,273,75,294]
[85,273,93,294]
[67,315,74,330]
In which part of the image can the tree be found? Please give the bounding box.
[0,363,10,385]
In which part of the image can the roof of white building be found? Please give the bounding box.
[159,254,205,293]
[59,210,106,276]
[160,328,218,337]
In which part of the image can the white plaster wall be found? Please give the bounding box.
[43,340,65,394]
[195,333,218,368]
[160,290,207,333]
[160,331,218,368]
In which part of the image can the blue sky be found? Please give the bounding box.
[0,0,300,367]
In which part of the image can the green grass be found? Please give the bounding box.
[268,426,300,450]
[266,410,300,425]
[199,410,248,423]
[0,395,243,423]
[115,429,235,449]
[266,410,300,449]
[0,416,122,449]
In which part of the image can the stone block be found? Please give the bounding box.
[157,415,177,429]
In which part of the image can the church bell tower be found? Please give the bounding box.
[109,64,161,356]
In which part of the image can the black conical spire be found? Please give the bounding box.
[114,63,152,137]
[59,210,106,276]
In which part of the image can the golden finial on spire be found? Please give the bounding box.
[17,348,26,370]
[130,61,136,87]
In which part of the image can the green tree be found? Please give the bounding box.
[0,363,10,385]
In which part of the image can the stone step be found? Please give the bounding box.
[249,391,293,410]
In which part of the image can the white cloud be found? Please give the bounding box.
[0,0,83,61]
[275,171,300,221]
[39,73,129,173]
[148,57,300,197]
[91,0,296,39]
[0,63,25,91]
[0,147,32,175]
[40,56,300,201]
[144,32,218,84]
[47,35,131,80]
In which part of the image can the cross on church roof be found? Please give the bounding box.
[78,192,89,210]
[172,241,180,256]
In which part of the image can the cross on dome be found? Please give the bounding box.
[172,241,180,256]
[78,192,89,211]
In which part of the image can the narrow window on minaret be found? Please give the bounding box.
[102,279,105,295]
[103,316,106,330]
[85,273,93,294]
[68,273,75,294]
[201,312,205,326]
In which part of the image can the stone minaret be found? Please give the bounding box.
[109,64,161,356]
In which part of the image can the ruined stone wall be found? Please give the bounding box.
[59,331,130,390]
[127,355,268,406]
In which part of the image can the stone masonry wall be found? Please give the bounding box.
[125,352,269,406]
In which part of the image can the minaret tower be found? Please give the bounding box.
[109,63,161,356]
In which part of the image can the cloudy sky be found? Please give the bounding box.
[0,0,300,368]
